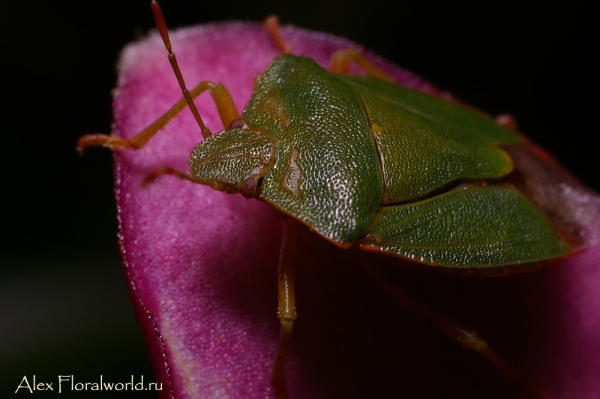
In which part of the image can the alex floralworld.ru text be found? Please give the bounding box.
[15,375,163,393]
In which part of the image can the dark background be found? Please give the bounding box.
[1,0,596,397]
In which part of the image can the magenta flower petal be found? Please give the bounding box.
[112,23,600,398]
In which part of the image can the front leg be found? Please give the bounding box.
[77,81,240,153]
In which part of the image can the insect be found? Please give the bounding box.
[78,1,586,398]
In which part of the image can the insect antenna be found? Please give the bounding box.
[150,0,212,139]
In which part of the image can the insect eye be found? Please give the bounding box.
[228,118,247,129]
[240,175,259,199]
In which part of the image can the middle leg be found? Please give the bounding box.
[271,218,297,399]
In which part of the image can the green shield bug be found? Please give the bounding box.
[78,1,595,398]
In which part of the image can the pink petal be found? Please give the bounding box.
[112,23,600,398]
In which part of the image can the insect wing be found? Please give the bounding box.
[336,75,521,203]
[362,185,569,267]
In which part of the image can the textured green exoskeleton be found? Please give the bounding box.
[191,54,569,268]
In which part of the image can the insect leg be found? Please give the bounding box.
[271,218,297,399]
[77,81,240,154]
[140,166,197,187]
[330,49,393,82]
[495,114,519,131]
[355,253,553,399]
[264,16,293,54]
[263,16,391,84]
[78,0,243,154]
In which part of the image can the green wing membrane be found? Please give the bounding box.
[336,75,520,143]
[335,75,522,203]
[362,185,569,267]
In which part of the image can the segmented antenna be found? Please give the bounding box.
[150,0,212,139]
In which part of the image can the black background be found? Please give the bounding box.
[1,0,596,397]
